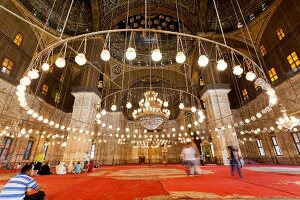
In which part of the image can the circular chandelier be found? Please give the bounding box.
[132,91,170,130]
[15,28,278,135]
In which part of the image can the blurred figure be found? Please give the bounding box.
[180,153,184,166]
[199,154,204,166]
[75,162,82,174]
[0,164,47,199]
[16,162,22,169]
[86,161,94,173]
[228,146,242,178]
[181,142,197,175]
[56,162,66,175]
[67,161,75,173]
[38,161,52,175]
[84,152,91,168]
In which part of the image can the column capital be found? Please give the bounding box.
[71,87,100,97]
[201,84,231,98]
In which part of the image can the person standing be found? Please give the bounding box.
[0,164,47,200]
[228,146,242,178]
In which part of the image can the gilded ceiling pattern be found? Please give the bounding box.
[18,0,273,34]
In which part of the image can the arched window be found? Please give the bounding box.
[1,58,13,75]
[13,33,23,46]
[260,45,267,56]
[287,52,300,69]
[268,68,279,82]
[241,89,249,100]
[276,27,285,40]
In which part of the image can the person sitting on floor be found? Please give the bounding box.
[86,161,94,173]
[33,152,45,176]
[0,163,47,200]
[75,162,81,174]
[38,162,52,175]
[56,162,66,175]
[67,161,75,174]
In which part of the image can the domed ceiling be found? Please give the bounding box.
[19,0,274,35]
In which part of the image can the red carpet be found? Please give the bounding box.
[0,165,299,199]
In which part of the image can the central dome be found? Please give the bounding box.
[109,14,193,67]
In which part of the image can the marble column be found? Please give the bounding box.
[201,85,240,165]
[62,91,100,162]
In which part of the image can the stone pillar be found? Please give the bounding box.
[201,85,240,165]
[62,91,100,162]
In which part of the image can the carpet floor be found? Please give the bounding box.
[0,164,300,199]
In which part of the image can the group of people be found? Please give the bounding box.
[29,152,94,175]
[181,143,243,178]
[30,160,95,175]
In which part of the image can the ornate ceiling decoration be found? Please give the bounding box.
[109,13,193,67]
[18,0,275,35]
[19,0,92,35]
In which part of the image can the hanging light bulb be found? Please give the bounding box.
[233,65,243,76]
[163,101,168,107]
[198,55,209,67]
[266,88,276,96]
[96,113,101,119]
[20,76,31,86]
[191,106,197,113]
[75,53,87,66]
[255,78,265,86]
[111,104,117,111]
[101,109,107,115]
[41,63,50,71]
[151,49,162,62]
[27,109,34,115]
[217,59,227,71]
[32,112,38,118]
[17,85,26,92]
[27,69,39,79]
[101,49,110,61]
[256,112,262,118]
[246,71,256,81]
[144,101,150,107]
[126,102,132,109]
[179,103,185,109]
[55,57,66,68]
[126,47,136,60]
[176,51,186,64]
[269,95,278,105]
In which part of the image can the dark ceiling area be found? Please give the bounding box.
[19,0,274,35]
